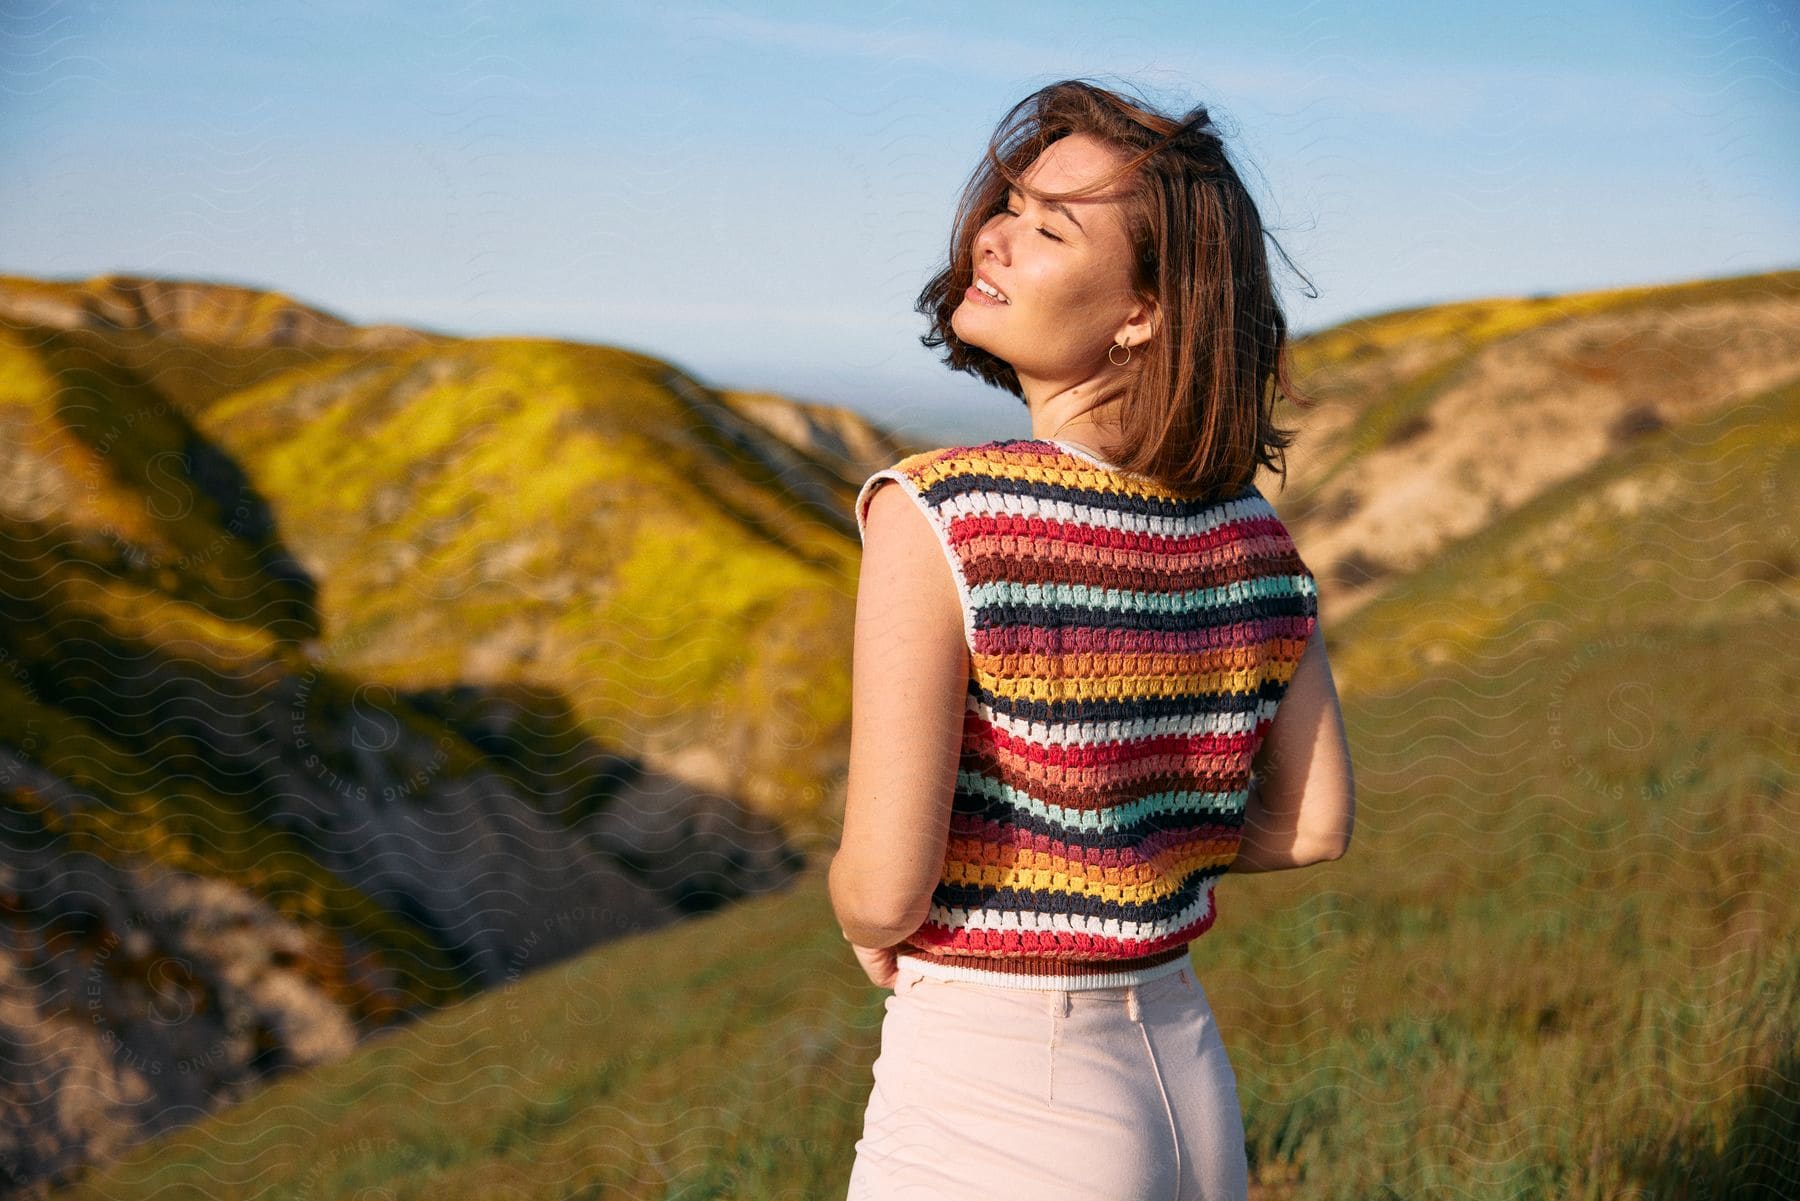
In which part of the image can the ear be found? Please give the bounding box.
[1119,294,1160,346]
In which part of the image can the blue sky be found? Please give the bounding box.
[3,1,1796,444]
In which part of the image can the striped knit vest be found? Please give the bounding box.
[852,437,1320,991]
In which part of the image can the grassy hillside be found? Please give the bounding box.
[1277,269,1800,615]
[0,272,897,1198]
[0,305,878,835]
[43,296,1797,1200]
[1,273,908,1024]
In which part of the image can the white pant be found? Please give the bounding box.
[847,961,1250,1200]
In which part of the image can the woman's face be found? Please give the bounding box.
[951,133,1152,387]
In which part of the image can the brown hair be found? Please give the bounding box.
[916,78,1317,500]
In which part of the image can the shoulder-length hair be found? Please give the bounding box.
[917,78,1317,500]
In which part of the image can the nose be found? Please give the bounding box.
[973,212,1011,264]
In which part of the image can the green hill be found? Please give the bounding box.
[29,270,1797,1200]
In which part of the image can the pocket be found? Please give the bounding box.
[871,1001,914,1107]
[901,968,976,996]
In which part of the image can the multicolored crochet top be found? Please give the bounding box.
[852,437,1320,991]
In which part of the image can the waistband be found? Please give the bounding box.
[895,950,1193,993]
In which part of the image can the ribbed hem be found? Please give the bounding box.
[895,945,1192,992]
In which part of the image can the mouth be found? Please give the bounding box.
[966,273,1011,306]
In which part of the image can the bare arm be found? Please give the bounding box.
[1230,622,1356,873]
[827,479,969,947]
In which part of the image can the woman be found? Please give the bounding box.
[830,78,1356,1201]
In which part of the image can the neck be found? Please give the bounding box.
[1021,376,1125,457]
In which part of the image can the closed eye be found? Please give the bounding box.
[1004,208,1061,242]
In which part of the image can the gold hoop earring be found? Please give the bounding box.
[1108,341,1132,367]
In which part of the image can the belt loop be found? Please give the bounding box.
[1126,986,1142,1024]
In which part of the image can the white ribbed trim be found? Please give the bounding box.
[896,951,1193,992]
[854,467,978,650]
[1047,438,1123,471]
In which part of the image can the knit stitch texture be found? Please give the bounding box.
[853,438,1320,991]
